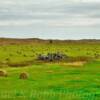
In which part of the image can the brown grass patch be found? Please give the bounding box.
[62,61,86,66]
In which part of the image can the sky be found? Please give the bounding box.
[0,0,100,39]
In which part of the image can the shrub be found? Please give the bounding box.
[49,40,53,44]
[37,52,68,62]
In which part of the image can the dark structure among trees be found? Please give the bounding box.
[37,52,67,62]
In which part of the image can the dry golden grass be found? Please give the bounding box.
[62,61,86,66]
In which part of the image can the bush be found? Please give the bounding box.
[37,52,68,62]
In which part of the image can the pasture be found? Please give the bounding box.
[0,39,100,99]
[0,39,100,66]
[0,62,100,100]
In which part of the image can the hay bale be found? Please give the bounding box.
[46,70,53,73]
[0,70,7,77]
[19,72,29,79]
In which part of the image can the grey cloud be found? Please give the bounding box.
[0,0,100,39]
[0,1,99,21]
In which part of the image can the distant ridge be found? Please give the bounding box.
[0,37,100,41]
[0,38,100,45]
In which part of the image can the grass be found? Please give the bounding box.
[0,39,100,99]
[0,61,100,100]
[0,41,100,65]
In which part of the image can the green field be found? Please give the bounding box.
[0,39,100,65]
[0,62,100,100]
[0,39,100,99]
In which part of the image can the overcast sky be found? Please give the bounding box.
[0,0,100,39]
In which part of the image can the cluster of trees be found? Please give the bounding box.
[37,52,67,62]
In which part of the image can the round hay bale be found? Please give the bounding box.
[46,70,53,73]
[0,70,7,77]
[19,72,29,80]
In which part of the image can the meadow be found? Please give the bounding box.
[0,38,100,100]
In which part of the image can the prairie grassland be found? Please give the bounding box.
[0,39,100,100]
[0,39,100,66]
